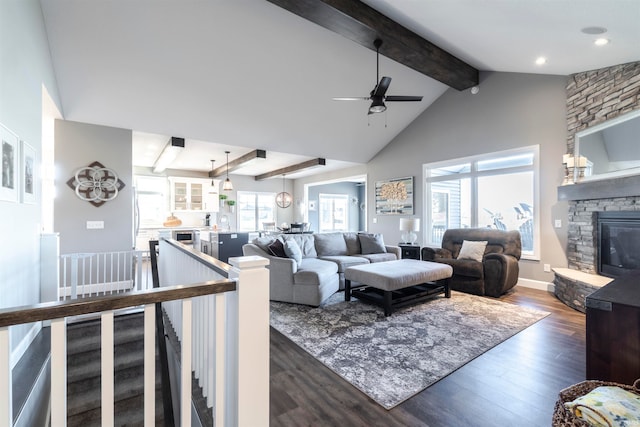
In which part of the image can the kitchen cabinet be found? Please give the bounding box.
[169,177,220,212]
[200,231,249,263]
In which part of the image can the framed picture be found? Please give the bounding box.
[21,141,36,204]
[375,176,414,215]
[0,123,19,203]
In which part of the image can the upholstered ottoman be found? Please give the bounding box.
[344,259,453,316]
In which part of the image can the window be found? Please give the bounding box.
[319,193,348,232]
[424,147,538,258]
[237,191,276,232]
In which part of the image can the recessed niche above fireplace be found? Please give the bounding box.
[597,211,640,278]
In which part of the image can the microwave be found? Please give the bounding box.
[171,229,195,245]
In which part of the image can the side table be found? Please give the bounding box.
[399,244,421,260]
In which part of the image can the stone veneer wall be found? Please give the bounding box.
[565,62,640,272]
[568,197,640,273]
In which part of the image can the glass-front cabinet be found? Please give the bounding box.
[169,177,219,212]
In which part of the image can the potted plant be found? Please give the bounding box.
[219,193,227,208]
[227,199,236,213]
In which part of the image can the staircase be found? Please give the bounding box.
[66,312,165,426]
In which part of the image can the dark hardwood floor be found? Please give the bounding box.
[270,286,586,427]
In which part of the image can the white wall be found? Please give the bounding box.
[0,0,62,353]
[365,71,569,283]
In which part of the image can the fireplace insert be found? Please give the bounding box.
[597,211,640,278]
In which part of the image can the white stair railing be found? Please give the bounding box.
[59,250,147,300]
[0,239,269,427]
[158,239,270,427]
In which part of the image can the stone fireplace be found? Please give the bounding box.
[554,61,640,312]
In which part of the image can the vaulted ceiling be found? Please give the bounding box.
[40,0,640,178]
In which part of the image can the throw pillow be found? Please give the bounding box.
[343,232,361,255]
[457,240,488,262]
[253,236,276,253]
[267,239,287,258]
[314,232,348,256]
[284,239,303,266]
[358,233,387,255]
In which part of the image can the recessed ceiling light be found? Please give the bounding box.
[594,38,610,46]
[581,26,607,35]
[535,57,547,66]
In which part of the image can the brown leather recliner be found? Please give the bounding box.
[421,228,521,297]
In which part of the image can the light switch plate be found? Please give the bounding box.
[554,219,562,228]
[373,217,377,224]
[544,263,551,272]
[86,220,104,229]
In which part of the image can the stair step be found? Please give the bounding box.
[66,313,147,355]
[67,367,163,417]
[67,385,165,427]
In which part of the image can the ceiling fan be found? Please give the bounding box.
[333,39,423,115]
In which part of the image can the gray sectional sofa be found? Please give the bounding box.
[242,232,400,306]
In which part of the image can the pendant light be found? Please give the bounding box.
[276,174,292,208]
[209,159,216,186]
[222,151,233,191]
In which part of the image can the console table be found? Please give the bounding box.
[586,270,640,384]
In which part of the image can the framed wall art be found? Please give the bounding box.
[375,176,414,215]
[21,141,36,204]
[0,123,19,203]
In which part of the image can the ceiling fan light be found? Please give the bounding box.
[369,99,387,113]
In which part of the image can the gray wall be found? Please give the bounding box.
[54,120,133,253]
[0,0,62,352]
[365,71,569,283]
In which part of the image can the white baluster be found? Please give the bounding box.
[51,318,67,427]
[181,298,192,427]
[144,304,156,427]
[101,311,114,426]
[0,327,11,427]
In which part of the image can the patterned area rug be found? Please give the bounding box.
[270,291,549,409]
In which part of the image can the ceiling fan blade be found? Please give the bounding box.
[372,76,391,97]
[332,97,370,101]
[385,95,423,102]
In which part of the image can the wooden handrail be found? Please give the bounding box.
[0,279,235,328]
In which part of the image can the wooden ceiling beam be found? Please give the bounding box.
[209,149,266,178]
[255,158,326,181]
[266,0,478,90]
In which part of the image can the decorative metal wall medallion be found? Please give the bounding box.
[66,161,125,207]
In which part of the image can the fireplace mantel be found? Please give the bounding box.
[558,174,640,201]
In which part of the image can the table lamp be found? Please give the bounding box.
[399,218,420,245]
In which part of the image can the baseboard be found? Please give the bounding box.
[11,322,41,369]
[516,278,555,293]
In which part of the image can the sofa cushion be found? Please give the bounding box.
[343,232,361,255]
[315,233,348,256]
[358,233,387,254]
[437,258,483,279]
[267,239,287,258]
[252,236,276,253]
[283,234,317,258]
[317,255,369,272]
[457,240,488,262]
[284,239,303,266]
[359,253,397,263]
[294,258,339,285]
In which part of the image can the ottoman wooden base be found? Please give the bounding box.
[344,259,453,316]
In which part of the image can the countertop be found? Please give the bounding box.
[586,270,640,308]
